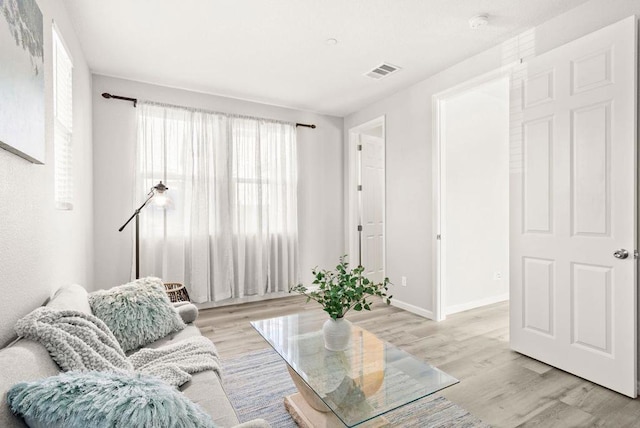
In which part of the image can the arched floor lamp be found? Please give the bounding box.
[119,181,169,279]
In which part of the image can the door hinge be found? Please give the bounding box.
[437,234,441,240]
[357,185,362,191]
[357,225,363,232]
[357,144,362,151]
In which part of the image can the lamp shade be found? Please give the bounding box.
[151,181,170,207]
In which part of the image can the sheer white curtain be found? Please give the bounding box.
[135,102,299,303]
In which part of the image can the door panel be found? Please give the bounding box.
[523,116,553,233]
[571,102,610,236]
[510,16,637,397]
[523,257,555,336]
[571,262,612,354]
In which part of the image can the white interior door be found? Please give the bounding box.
[510,16,637,397]
[359,134,385,282]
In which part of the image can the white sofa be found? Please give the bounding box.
[0,284,269,428]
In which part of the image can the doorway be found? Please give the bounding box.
[348,117,386,282]
[434,73,510,321]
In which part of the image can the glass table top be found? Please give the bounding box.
[251,312,459,427]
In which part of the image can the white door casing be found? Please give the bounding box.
[510,16,637,397]
[359,134,385,283]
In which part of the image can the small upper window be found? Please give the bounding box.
[52,25,73,210]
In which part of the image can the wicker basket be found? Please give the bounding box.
[163,282,191,303]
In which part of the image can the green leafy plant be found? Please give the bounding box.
[290,255,392,320]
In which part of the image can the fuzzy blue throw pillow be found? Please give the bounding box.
[7,371,216,428]
[89,277,186,352]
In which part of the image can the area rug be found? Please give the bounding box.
[223,348,488,427]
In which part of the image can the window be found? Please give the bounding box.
[230,119,296,234]
[138,107,298,236]
[53,25,73,210]
[136,102,299,300]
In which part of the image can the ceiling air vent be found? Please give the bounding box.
[365,63,401,80]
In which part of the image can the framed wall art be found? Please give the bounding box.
[0,0,45,164]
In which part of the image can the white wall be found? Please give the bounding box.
[344,0,640,316]
[0,0,93,346]
[92,75,344,293]
[442,78,509,314]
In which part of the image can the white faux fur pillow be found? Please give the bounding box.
[89,277,186,352]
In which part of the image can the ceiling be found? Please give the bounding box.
[62,0,590,117]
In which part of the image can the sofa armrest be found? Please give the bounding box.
[232,419,271,428]
[173,302,199,324]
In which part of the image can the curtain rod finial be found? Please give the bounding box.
[101,92,112,99]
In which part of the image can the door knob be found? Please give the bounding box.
[613,249,629,259]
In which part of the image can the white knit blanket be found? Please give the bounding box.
[15,307,220,387]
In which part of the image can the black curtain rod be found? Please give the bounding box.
[101,92,137,107]
[101,92,316,129]
[295,123,316,129]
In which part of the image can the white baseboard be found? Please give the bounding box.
[391,299,434,320]
[445,293,509,316]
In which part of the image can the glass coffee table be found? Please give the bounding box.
[251,312,459,427]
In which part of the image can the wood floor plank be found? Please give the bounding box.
[516,401,597,428]
[196,297,640,427]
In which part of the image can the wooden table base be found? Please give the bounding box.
[284,393,389,428]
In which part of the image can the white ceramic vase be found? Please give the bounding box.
[322,317,352,351]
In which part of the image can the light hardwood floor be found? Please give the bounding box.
[196,296,640,427]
